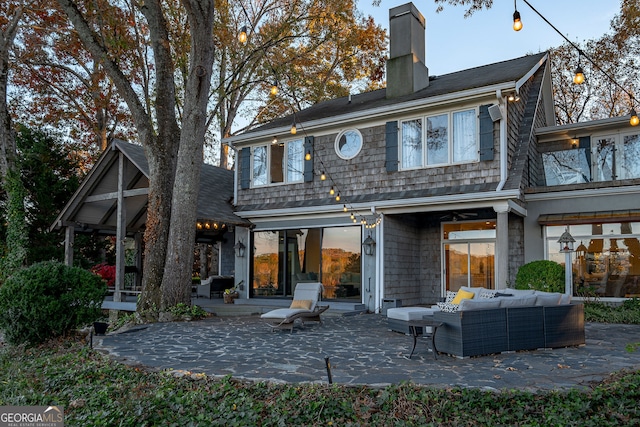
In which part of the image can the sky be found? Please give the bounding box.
[358,0,619,76]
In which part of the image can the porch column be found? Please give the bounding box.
[114,151,127,303]
[494,205,510,289]
[64,225,74,266]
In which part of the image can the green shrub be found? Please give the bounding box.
[0,260,107,345]
[515,260,565,293]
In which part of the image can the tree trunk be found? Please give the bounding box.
[160,0,215,308]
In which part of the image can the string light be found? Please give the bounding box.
[573,53,585,85]
[335,193,340,202]
[270,80,279,96]
[329,186,335,195]
[238,26,248,44]
[343,205,348,212]
[512,1,523,31]
[305,151,311,161]
[290,121,297,135]
[516,0,638,126]
[630,108,639,127]
[320,171,326,180]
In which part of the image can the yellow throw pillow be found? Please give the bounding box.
[451,289,475,305]
[290,299,312,310]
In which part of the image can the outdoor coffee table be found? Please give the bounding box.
[407,318,443,360]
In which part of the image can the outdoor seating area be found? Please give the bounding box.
[386,286,585,358]
[260,282,329,332]
[195,276,234,299]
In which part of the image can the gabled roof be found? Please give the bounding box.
[51,139,249,236]
[227,52,548,143]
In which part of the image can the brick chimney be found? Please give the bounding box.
[386,3,429,98]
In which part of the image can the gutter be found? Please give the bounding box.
[225,82,517,146]
[235,189,521,219]
[495,89,508,192]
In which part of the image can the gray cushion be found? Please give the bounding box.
[458,299,502,311]
[499,295,537,308]
[504,289,535,297]
[535,292,562,306]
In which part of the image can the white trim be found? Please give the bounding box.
[236,190,521,219]
[335,129,363,160]
[525,185,640,202]
[515,53,548,95]
[225,82,518,146]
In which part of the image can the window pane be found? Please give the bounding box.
[426,114,448,165]
[321,227,361,300]
[287,139,304,182]
[252,231,280,295]
[401,119,423,168]
[270,144,284,183]
[252,146,267,186]
[469,242,495,289]
[620,134,640,180]
[593,137,615,181]
[542,150,590,185]
[445,243,468,292]
[452,110,477,162]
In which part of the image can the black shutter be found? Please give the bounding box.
[385,121,399,172]
[240,147,251,189]
[304,136,314,182]
[479,104,494,161]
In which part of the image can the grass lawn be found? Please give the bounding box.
[1,335,639,426]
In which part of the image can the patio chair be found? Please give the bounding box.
[261,282,329,332]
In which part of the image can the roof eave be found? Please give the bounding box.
[225,82,518,146]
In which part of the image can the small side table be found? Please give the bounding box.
[407,318,443,360]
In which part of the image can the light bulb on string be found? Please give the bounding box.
[320,171,326,180]
[630,108,639,126]
[238,26,247,44]
[329,186,335,196]
[270,81,279,96]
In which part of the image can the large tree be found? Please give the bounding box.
[210,0,386,168]
[56,0,215,312]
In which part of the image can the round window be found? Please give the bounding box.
[335,129,363,160]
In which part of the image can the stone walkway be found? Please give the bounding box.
[94,313,640,392]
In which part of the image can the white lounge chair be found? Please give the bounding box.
[261,282,329,332]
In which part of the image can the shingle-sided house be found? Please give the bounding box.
[226,2,640,311]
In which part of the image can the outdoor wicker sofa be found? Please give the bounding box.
[433,303,585,358]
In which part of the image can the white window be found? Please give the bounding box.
[335,129,363,160]
[251,139,304,187]
[400,107,478,169]
[592,132,640,181]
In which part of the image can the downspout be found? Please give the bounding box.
[495,89,509,191]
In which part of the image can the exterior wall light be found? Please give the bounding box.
[234,240,246,258]
[362,235,376,256]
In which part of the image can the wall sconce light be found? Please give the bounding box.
[571,137,578,148]
[507,92,520,102]
[272,136,278,145]
[234,240,246,258]
[362,235,376,256]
